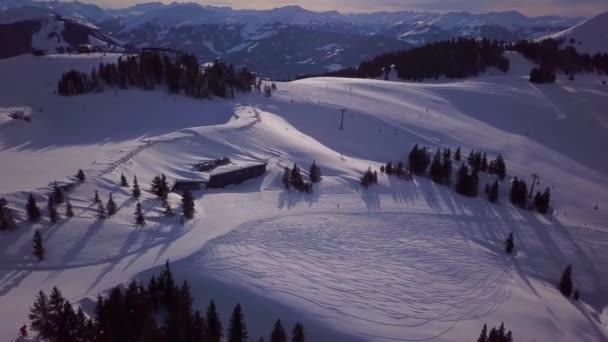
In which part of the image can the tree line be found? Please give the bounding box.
[24,261,306,342]
[297,38,510,81]
[509,39,608,83]
[58,51,256,99]
[282,161,321,193]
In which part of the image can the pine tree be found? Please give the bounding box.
[93,190,101,204]
[132,175,141,198]
[442,156,452,185]
[120,173,129,187]
[455,146,461,161]
[535,187,551,214]
[26,193,42,222]
[29,290,50,337]
[65,198,74,218]
[162,197,175,217]
[181,190,196,220]
[33,230,45,261]
[477,323,488,342]
[52,182,65,205]
[47,196,59,224]
[97,201,106,219]
[558,264,573,297]
[481,152,488,172]
[291,322,304,342]
[228,304,247,342]
[309,161,322,183]
[134,202,145,227]
[76,169,85,182]
[0,197,16,231]
[107,193,118,216]
[489,180,499,203]
[282,167,291,190]
[455,164,469,196]
[430,149,443,184]
[20,324,28,337]
[207,300,223,342]
[490,155,506,180]
[193,310,208,341]
[270,319,287,342]
[505,233,514,254]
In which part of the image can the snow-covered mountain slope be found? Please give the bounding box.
[0,7,123,59]
[0,1,585,78]
[539,11,608,54]
[0,53,607,341]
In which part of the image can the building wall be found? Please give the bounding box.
[207,164,266,189]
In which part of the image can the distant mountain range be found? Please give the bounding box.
[0,1,590,78]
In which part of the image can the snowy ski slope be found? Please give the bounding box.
[0,53,607,341]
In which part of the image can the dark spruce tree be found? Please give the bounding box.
[534,187,551,214]
[309,161,322,183]
[26,193,42,223]
[0,197,17,231]
[65,198,74,218]
[455,146,461,161]
[134,202,145,227]
[76,169,86,182]
[488,180,499,203]
[442,155,452,185]
[28,291,50,338]
[33,230,45,261]
[162,197,175,217]
[120,173,129,187]
[282,167,291,190]
[107,193,118,216]
[505,233,514,254]
[97,201,106,219]
[51,182,65,205]
[429,148,444,184]
[207,300,223,342]
[490,155,506,180]
[558,264,573,297]
[477,323,487,342]
[181,190,196,220]
[228,303,248,342]
[47,196,59,224]
[132,175,141,199]
[292,322,305,342]
[93,190,101,204]
[270,319,287,342]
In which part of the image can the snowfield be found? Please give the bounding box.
[0,53,608,341]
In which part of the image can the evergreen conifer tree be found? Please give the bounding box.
[0,197,16,231]
[29,290,50,337]
[282,167,291,190]
[33,230,45,261]
[489,180,499,203]
[162,197,175,217]
[93,190,101,204]
[558,264,573,297]
[134,202,145,227]
[270,319,287,342]
[47,196,59,223]
[132,175,141,198]
[107,193,118,216]
[291,322,304,342]
[430,149,444,184]
[120,173,129,187]
[65,198,74,218]
[26,193,42,222]
[228,304,247,342]
[455,146,461,161]
[181,190,196,220]
[207,300,223,342]
[52,182,65,205]
[477,323,487,342]
[309,161,322,183]
[97,201,106,219]
[505,233,514,254]
[76,169,85,182]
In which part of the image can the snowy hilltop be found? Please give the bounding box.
[0,49,607,341]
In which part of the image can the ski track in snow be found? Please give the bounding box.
[195,212,512,341]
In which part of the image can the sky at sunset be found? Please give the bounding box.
[43,0,608,17]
